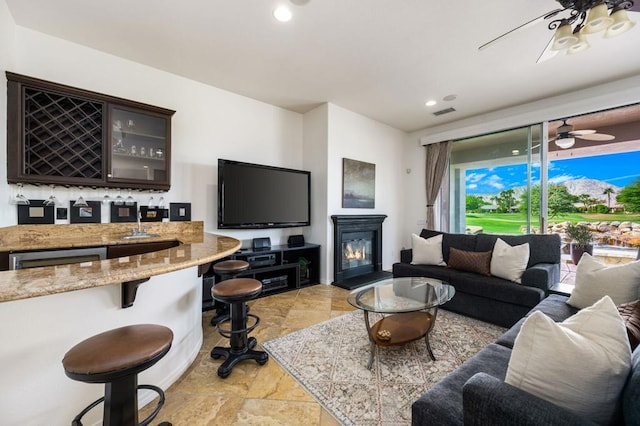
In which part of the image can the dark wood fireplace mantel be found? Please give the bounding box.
[331,215,389,289]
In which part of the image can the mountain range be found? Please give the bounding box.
[478,178,622,205]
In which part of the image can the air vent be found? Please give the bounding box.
[433,107,456,116]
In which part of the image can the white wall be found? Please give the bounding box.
[0,0,16,226]
[2,24,304,247]
[325,104,405,281]
[303,104,329,282]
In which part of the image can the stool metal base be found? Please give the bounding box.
[210,299,268,378]
[211,337,268,378]
[71,383,170,426]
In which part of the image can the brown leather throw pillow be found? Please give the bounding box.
[447,247,492,276]
[618,300,640,351]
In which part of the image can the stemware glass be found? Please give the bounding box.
[13,183,30,205]
[157,196,165,209]
[73,187,89,208]
[148,195,156,208]
[125,189,135,206]
[114,189,124,206]
[102,189,111,205]
[43,185,57,206]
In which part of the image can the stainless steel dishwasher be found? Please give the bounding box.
[9,246,107,270]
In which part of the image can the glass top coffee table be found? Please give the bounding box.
[347,277,455,369]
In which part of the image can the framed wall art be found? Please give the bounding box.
[342,158,375,208]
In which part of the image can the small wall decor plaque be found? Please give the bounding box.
[169,203,191,221]
[140,206,164,222]
[110,203,138,223]
[70,200,101,223]
[342,158,375,208]
[17,200,55,224]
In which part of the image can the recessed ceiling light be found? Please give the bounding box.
[273,6,293,22]
[425,100,437,107]
[512,149,520,155]
[443,94,457,102]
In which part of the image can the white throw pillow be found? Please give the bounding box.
[567,253,640,309]
[490,238,530,283]
[410,234,446,266]
[505,296,631,425]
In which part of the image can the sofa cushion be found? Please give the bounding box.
[452,271,543,307]
[411,343,511,426]
[476,233,561,267]
[490,238,530,283]
[495,294,578,349]
[567,254,640,309]
[447,247,492,276]
[622,346,640,425]
[505,296,631,425]
[619,300,640,351]
[392,263,455,282]
[411,233,446,266]
[420,229,477,264]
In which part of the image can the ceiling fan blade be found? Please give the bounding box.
[570,129,596,136]
[578,133,615,141]
[479,8,565,51]
[536,34,558,63]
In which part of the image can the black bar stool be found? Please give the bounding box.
[62,324,173,426]
[210,259,250,326]
[210,278,268,378]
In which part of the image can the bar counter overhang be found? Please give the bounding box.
[0,222,240,425]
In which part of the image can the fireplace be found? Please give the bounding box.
[331,215,390,289]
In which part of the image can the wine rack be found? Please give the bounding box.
[23,87,104,180]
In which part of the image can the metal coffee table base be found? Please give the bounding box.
[363,309,437,370]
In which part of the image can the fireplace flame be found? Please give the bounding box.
[344,243,366,261]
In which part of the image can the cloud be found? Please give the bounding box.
[548,174,578,184]
[466,173,487,183]
[486,174,505,190]
[606,173,640,182]
[467,184,478,189]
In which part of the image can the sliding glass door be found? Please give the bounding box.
[448,124,544,235]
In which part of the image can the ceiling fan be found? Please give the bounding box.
[550,119,615,148]
[479,0,637,63]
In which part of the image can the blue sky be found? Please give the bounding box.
[466,151,640,195]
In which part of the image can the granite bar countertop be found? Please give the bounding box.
[0,222,240,302]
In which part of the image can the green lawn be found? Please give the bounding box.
[465,212,640,235]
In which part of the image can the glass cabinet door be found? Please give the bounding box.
[108,105,170,189]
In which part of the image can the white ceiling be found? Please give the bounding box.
[5,0,640,132]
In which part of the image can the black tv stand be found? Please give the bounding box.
[202,243,320,310]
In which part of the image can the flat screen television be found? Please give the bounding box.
[218,159,311,229]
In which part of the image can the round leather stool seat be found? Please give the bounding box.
[213,260,249,276]
[63,324,173,383]
[212,278,262,304]
[63,324,173,425]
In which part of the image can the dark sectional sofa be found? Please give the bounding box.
[411,295,640,425]
[393,229,561,327]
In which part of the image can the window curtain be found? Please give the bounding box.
[425,141,452,230]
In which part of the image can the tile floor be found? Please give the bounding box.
[149,284,355,425]
[149,270,579,425]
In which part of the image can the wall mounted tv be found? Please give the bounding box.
[218,159,311,229]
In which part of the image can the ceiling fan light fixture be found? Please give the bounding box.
[582,3,614,34]
[604,7,636,38]
[555,137,575,149]
[551,21,579,50]
[567,29,591,54]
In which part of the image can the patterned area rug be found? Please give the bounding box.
[262,309,506,425]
